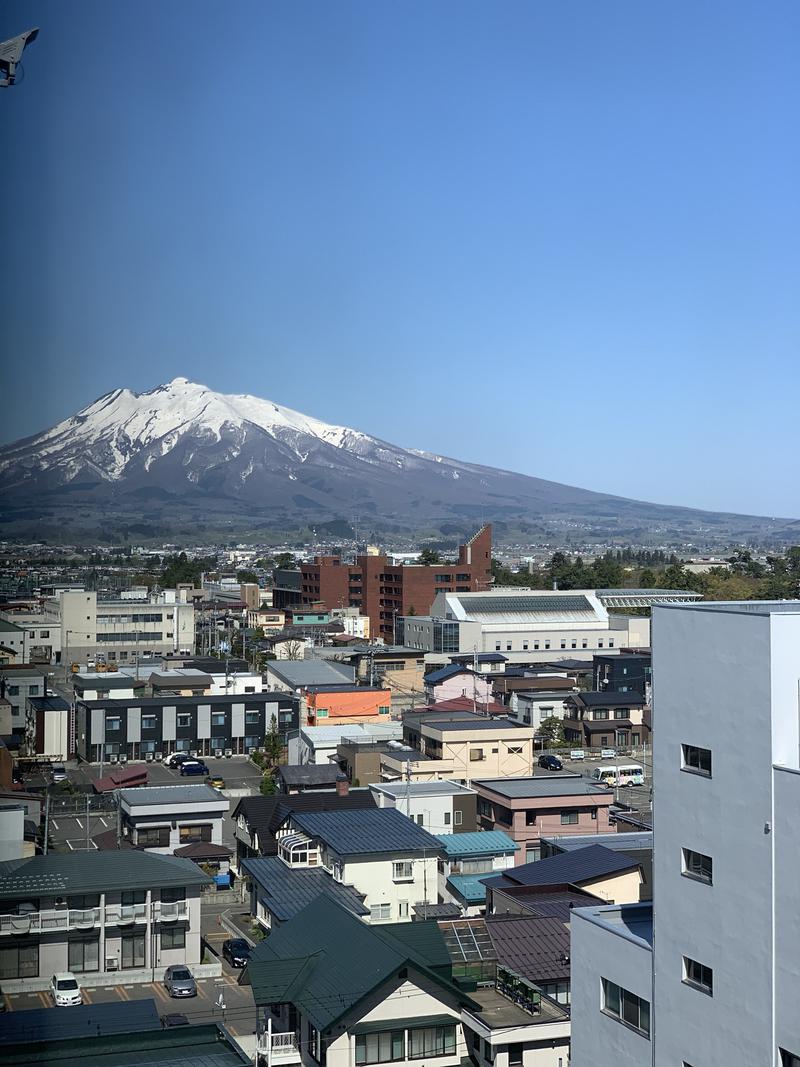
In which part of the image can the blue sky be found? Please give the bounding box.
[2,1,798,517]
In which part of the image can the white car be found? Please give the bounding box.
[51,972,82,1007]
[164,752,191,768]
[51,764,67,783]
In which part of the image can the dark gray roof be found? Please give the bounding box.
[430,717,521,733]
[424,664,473,685]
[232,791,376,851]
[277,764,339,787]
[483,844,639,889]
[475,776,612,799]
[79,692,293,710]
[0,851,211,899]
[119,784,224,806]
[290,806,443,855]
[73,675,145,690]
[414,902,462,919]
[243,856,369,922]
[0,998,161,1044]
[570,691,645,707]
[267,661,355,688]
[27,696,70,711]
[486,914,572,982]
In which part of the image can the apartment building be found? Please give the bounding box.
[0,851,210,989]
[0,620,28,662]
[473,777,614,863]
[75,691,298,762]
[569,600,800,1067]
[401,709,535,784]
[300,525,493,642]
[0,664,47,740]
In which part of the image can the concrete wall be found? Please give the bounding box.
[570,908,652,1067]
[336,852,439,922]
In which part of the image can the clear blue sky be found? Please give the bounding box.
[2,1,798,517]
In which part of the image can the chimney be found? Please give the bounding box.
[336,772,350,797]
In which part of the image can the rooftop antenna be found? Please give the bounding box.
[0,28,39,87]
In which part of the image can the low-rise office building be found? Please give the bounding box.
[474,776,614,863]
[0,664,47,740]
[0,851,210,989]
[75,691,298,762]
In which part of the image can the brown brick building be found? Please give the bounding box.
[301,525,493,642]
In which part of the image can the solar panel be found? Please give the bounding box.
[460,595,593,614]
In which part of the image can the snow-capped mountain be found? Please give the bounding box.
[0,378,792,542]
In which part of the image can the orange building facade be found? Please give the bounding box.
[303,687,393,727]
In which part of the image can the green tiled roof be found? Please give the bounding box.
[0,852,211,900]
[246,895,479,1031]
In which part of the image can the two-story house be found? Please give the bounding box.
[271,807,443,924]
[435,832,518,915]
[401,710,535,784]
[473,777,614,863]
[245,893,570,1067]
[562,691,650,751]
[0,851,211,990]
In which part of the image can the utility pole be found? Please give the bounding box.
[43,794,50,855]
[85,792,90,851]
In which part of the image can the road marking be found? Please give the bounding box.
[116,985,129,1000]
[37,991,49,1007]
[82,988,92,1003]
[75,818,83,828]
[66,840,74,851]
[52,820,59,830]
[100,817,108,827]
[2,994,12,1011]
[153,983,170,1002]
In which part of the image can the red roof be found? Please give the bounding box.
[417,696,509,716]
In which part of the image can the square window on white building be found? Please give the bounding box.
[369,902,391,921]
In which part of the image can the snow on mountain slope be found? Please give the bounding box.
[0,377,372,482]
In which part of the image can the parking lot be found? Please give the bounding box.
[37,756,263,853]
[534,753,653,817]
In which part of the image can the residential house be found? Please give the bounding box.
[232,789,377,872]
[276,764,343,794]
[423,665,493,706]
[562,692,650,750]
[570,600,800,1067]
[243,855,369,930]
[245,892,570,1067]
[370,780,478,834]
[248,607,287,632]
[273,806,443,923]
[74,691,298,763]
[473,777,614,863]
[435,832,518,915]
[0,644,20,664]
[72,672,146,702]
[0,851,210,989]
[483,844,643,912]
[593,652,651,698]
[540,832,653,901]
[25,695,71,760]
[303,685,393,728]
[115,783,229,856]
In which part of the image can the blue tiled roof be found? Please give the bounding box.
[447,874,490,904]
[290,807,443,855]
[243,856,369,922]
[435,831,519,858]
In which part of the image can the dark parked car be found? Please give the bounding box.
[179,760,210,777]
[161,1013,190,1028]
[222,938,251,968]
[164,965,197,997]
[538,754,563,771]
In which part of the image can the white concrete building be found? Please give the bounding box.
[118,783,229,853]
[370,780,477,834]
[288,722,403,765]
[398,589,650,663]
[570,600,800,1067]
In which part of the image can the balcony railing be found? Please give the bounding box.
[257,1031,302,1064]
[0,899,188,936]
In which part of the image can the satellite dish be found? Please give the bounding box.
[0,28,39,87]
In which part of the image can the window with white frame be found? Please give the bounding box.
[392,861,413,881]
[369,902,391,921]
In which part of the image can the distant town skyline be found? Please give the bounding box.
[2,1,798,517]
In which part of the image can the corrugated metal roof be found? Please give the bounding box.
[0,851,210,899]
[119,784,224,806]
[542,831,653,852]
[447,874,490,903]
[486,914,572,982]
[475,776,611,798]
[435,831,518,857]
[290,807,443,855]
[277,764,340,786]
[242,857,368,922]
[424,664,473,685]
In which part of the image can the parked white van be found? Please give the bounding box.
[591,764,644,788]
